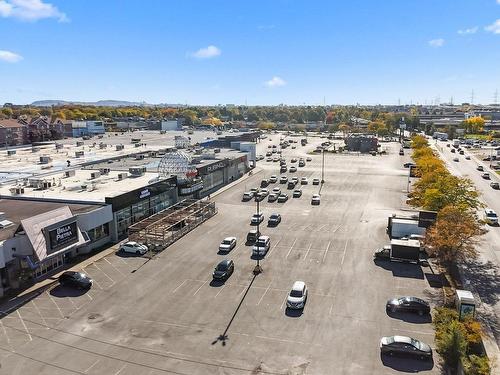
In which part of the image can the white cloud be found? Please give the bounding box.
[0,50,23,63]
[428,38,445,47]
[0,0,68,22]
[190,45,221,59]
[265,76,286,88]
[485,19,500,34]
[458,26,478,35]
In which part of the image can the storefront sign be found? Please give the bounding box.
[207,162,225,173]
[47,220,78,253]
[139,188,151,199]
[178,180,204,196]
[197,159,229,175]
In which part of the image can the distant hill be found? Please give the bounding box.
[30,100,179,107]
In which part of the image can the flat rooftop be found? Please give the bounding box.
[0,169,162,203]
[0,199,100,241]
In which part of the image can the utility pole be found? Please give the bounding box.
[254,197,262,274]
[321,149,325,184]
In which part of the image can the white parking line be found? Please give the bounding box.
[114,364,127,375]
[80,269,103,290]
[171,280,188,294]
[341,239,348,265]
[322,241,331,263]
[304,243,313,260]
[45,291,65,318]
[256,281,272,306]
[92,262,115,285]
[84,359,100,374]
[103,257,126,276]
[0,319,11,345]
[279,293,288,310]
[16,310,32,341]
[30,300,49,327]
[192,280,209,296]
[214,285,226,298]
[285,238,298,258]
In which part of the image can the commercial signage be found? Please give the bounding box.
[139,188,151,199]
[207,162,225,173]
[198,159,229,175]
[178,180,204,196]
[47,220,79,253]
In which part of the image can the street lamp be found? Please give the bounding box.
[321,148,325,184]
[254,196,263,274]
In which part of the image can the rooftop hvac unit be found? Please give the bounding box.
[135,154,145,160]
[116,144,124,151]
[7,150,16,156]
[55,143,64,149]
[86,183,96,192]
[90,171,101,179]
[9,187,24,195]
[99,143,107,149]
[99,168,110,175]
[64,170,76,178]
[149,151,158,157]
[41,181,52,190]
[134,143,141,148]
[31,147,40,153]
[75,151,85,157]
[129,166,146,176]
[117,172,128,181]
[76,141,84,147]
[39,156,52,164]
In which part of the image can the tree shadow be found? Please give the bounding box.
[49,285,89,298]
[462,260,500,306]
[373,259,424,279]
[380,353,435,372]
[386,310,432,324]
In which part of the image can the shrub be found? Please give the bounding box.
[462,354,491,375]
[436,319,467,369]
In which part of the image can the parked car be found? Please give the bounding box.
[306,157,312,162]
[477,165,484,171]
[490,182,499,190]
[259,188,269,197]
[212,259,234,281]
[272,187,281,195]
[252,236,270,256]
[219,237,236,252]
[481,172,490,179]
[277,193,289,203]
[268,213,281,226]
[286,281,308,310]
[280,166,287,173]
[255,192,265,202]
[260,179,269,188]
[399,149,404,156]
[386,296,430,316]
[403,162,415,168]
[269,175,278,183]
[312,178,320,185]
[484,208,498,225]
[293,189,302,198]
[291,158,298,163]
[120,241,148,255]
[301,177,308,185]
[451,148,456,153]
[246,229,260,244]
[280,175,288,184]
[268,193,278,202]
[242,192,254,201]
[311,194,321,205]
[289,166,297,173]
[465,155,471,160]
[453,157,459,162]
[59,271,93,289]
[380,336,432,360]
[251,213,264,225]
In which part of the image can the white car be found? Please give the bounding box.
[120,241,148,255]
[484,208,498,225]
[311,194,321,205]
[251,213,264,225]
[252,236,270,256]
[286,281,308,309]
[259,188,269,197]
[269,175,278,183]
[272,187,281,194]
[219,237,236,252]
[301,177,308,185]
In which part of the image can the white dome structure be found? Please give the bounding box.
[158,151,197,182]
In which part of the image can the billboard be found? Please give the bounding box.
[46,220,79,254]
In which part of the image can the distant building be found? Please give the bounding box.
[0,119,27,146]
[345,134,378,152]
[161,119,182,131]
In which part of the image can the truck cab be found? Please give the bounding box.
[374,245,391,260]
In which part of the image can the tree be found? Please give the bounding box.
[257,121,275,130]
[436,319,467,369]
[339,123,351,137]
[411,134,428,149]
[463,117,485,134]
[1,107,13,118]
[424,205,486,270]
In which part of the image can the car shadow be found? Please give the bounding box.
[114,250,143,258]
[285,307,303,318]
[380,353,434,372]
[50,285,89,298]
[386,310,432,324]
[373,259,424,279]
[250,254,265,261]
[217,250,230,255]
[209,279,225,287]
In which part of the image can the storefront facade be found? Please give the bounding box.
[105,176,178,241]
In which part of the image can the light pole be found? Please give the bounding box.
[254,196,262,274]
[321,149,325,184]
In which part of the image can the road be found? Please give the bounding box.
[431,139,500,346]
[0,134,441,374]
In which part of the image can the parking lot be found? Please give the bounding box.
[0,134,441,374]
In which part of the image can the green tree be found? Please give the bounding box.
[436,319,467,369]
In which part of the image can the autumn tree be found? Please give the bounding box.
[1,107,13,118]
[424,205,485,270]
[462,117,485,134]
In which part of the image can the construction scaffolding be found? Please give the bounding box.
[128,199,217,252]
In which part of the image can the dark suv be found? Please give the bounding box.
[59,271,93,289]
[246,229,261,244]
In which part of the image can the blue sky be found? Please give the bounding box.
[1,0,500,105]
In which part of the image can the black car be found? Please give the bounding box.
[477,165,484,171]
[403,162,415,168]
[287,181,296,190]
[280,166,287,173]
[293,189,302,198]
[380,336,432,360]
[386,296,430,316]
[268,213,281,226]
[213,259,234,280]
[246,229,260,244]
[260,179,269,188]
[58,271,93,289]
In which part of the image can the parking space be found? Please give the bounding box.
[0,134,441,374]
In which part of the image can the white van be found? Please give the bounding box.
[252,236,270,256]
